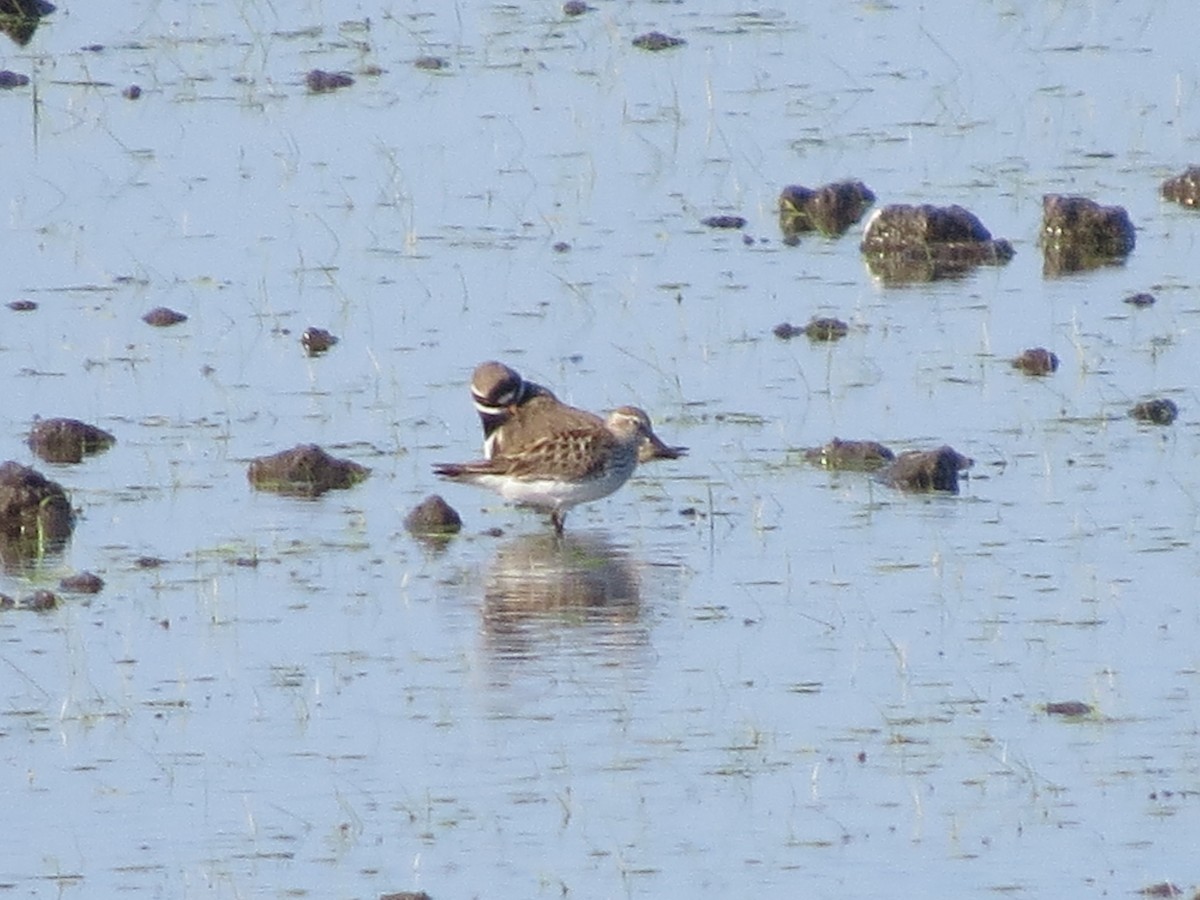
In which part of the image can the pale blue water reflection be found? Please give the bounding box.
[2,0,1200,897]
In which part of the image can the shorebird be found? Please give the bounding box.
[469,360,686,464]
[434,405,682,534]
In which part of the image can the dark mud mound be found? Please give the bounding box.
[779,180,875,238]
[804,438,895,471]
[405,495,463,538]
[1161,166,1200,208]
[143,306,188,327]
[0,460,75,562]
[701,215,747,230]
[1129,398,1178,426]
[1041,194,1135,276]
[0,0,54,47]
[632,31,685,51]
[861,204,1013,283]
[774,317,849,342]
[28,417,116,464]
[0,589,60,612]
[301,327,338,356]
[247,444,369,497]
[59,571,104,594]
[305,69,354,92]
[880,445,972,493]
[1011,347,1059,376]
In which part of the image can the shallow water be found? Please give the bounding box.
[3,1,1200,897]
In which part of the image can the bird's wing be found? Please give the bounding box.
[490,398,604,456]
[432,459,495,479]
[502,427,618,480]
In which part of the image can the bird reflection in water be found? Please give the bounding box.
[481,531,648,664]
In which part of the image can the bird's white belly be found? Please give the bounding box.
[476,466,633,511]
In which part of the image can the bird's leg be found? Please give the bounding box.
[551,510,566,535]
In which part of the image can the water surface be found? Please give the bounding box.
[2,1,1199,897]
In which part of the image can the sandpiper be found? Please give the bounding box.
[434,405,682,534]
[469,360,686,464]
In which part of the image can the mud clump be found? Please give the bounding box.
[0,0,56,15]
[0,0,54,46]
[773,318,849,342]
[1123,291,1155,308]
[143,306,188,327]
[301,327,338,356]
[28,417,116,464]
[1160,166,1200,208]
[1044,700,1093,718]
[8,298,36,311]
[779,180,876,238]
[122,84,142,100]
[1040,194,1135,276]
[247,444,369,497]
[701,215,746,230]
[562,0,592,15]
[59,571,104,594]
[1011,347,1059,376]
[305,69,354,92]
[1129,398,1178,426]
[0,461,75,557]
[880,445,972,493]
[803,317,849,342]
[860,204,1013,283]
[0,69,29,87]
[1,590,60,612]
[804,438,895,471]
[632,31,686,51]
[1138,883,1184,898]
[24,589,59,611]
[413,56,449,71]
[772,322,805,340]
[404,494,462,538]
